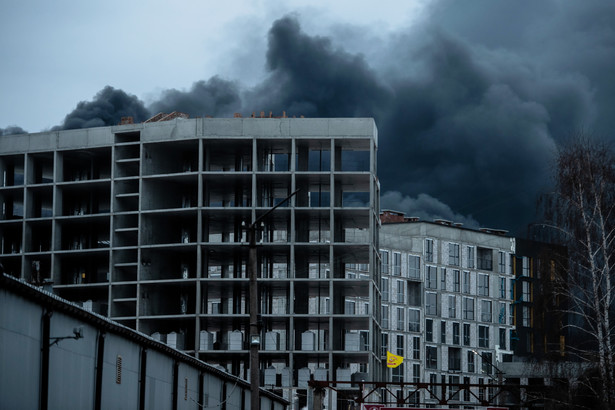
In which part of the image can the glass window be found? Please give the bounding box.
[522,281,531,302]
[463,297,474,320]
[393,252,401,276]
[449,243,460,266]
[467,246,475,268]
[413,363,420,383]
[426,266,437,289]
[426,346,438,369]
[463,271,471,294]
[467,350,475,373]
[499,328,507,350]
[478,274,489,296]
[380,250,389,275]
[500,277,506,299]
[463,323,470,346]
[397,307,405,331]
[425,239,434,262]
[448,348,461,372]
[479,325,489,348]
[426,292,438,316]
[499,251,506,273]
[509,278,515,300]
[381,333,388,357]
[397,280,405,303]
[382,305,389,329]
[481,300,492,322]
[408,309,420,332]
[453,270,460,292]
[448,295,457,318]
[498,302,506,324]
[522,257,530,277]
[441,321,446,344]
[523,306,531,327]
[426,319,433,342]
[441,268,447,290]
[477,247,493,271]
[408,255,420,279]
[453,322,460,345]
[397,334,404,356]
[481,351,493,375]
[413,336,420,360]
[381,277,389,302]
[392,363,403,382]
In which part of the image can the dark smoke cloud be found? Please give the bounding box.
[55,86,150,130]
[148,76,242,118]
[41,1,615,233]
[0,126,27,136]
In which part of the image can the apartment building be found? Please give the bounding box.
[0,116,380,409]
[379,211,515,407]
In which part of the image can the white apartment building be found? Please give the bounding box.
[379,211,515,407]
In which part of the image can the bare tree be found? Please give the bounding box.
[542,137,615,409]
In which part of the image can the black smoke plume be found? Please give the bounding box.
[0,126,27,136]
[17,0,615,232]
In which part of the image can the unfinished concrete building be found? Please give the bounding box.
[0,116,381,408]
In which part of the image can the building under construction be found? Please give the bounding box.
[0,115,381,408]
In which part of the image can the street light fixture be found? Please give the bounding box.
[247,190,299,410]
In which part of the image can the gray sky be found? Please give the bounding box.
[2,0,614,233]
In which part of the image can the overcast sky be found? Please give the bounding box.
[2,0,614,233]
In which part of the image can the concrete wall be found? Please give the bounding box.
[0,275,287,409]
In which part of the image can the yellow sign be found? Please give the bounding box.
[386,351,403,368]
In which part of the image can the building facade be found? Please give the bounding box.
[0,116,381,408]
[378,211,515,407]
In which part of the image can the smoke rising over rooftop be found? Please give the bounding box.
[4,0,615,232]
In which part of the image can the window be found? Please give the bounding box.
[408,255,420,279]
[498,251,506,273]
[408,309,420,332]
[413,336,420,360]
[499,328,507,350]
[380,250,389,274]
[392,363,403,382]
[393,252,401,276]
[463,323,470,346]
[397,307,405,331]
[522,257,530,277]
[477,247,493,271]
[481,352,493,375]
[478,274,489,296]
[498,302,506,324]
[453,270,460,292]
[426,266,437,289]
[397,280,405,303]
[426,346,438,369]
[425,239,434,262]
[479,325,489,348]
[523,306,531,327]
[467,351,475,373]
[430,374,438,398]
[453,322,460,345]
[449,243,460,266]
[509,278,515,300]
[382,305,389,329]
[396,334,404,356]
[510,304,514,326]
[426,319,433,342]
[345,300,356,314]
[413,363,420,383]
[467,246,475,268]
[463,271,471,294]
[481,300,492,322]
[448,348,461,371]
[522,281,531,302]
[441,268,447,290]
[381,333,388,357]
[464,377,471,401]
[463,297,474,320]
[441,321,446,344]
[448,295,457,318]
[426,292,438,315]
[500,277,506,299]
[381,277,389,302]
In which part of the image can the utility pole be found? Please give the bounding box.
[248,190,299,410]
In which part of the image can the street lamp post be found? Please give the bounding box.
[248,190,299,410]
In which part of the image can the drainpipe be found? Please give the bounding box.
[40,309,53,410]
